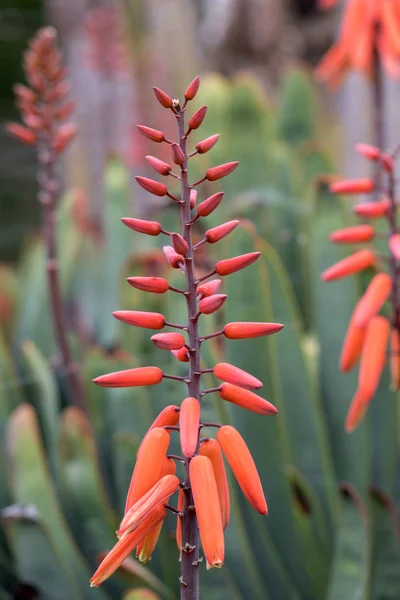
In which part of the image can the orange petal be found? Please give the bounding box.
[214,362,262,390]
[330,178,374,194]
[329,225,375,244]
[199,439,230,530]
[340,304,367,372]
[190,456,224,569]
[321,249,375,282]
[217,425,267,515]
[353,273,392,327]
[179,397,200,458]
[218,383,278,415]
[93,366,163,388]
[358,315,390,399]
[345,388,369,433]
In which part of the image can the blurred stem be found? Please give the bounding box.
[177,104,200,600]
[372,36,383,197]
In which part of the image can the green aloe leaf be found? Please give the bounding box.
[277,68,316,146]
[124,590,160,600]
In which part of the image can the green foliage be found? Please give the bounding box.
[0,68,399,600]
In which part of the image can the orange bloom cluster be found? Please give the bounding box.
[90,78,283,588]
[316,0,400,85]
[322,142,399,432]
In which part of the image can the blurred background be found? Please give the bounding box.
[1,2,400,600]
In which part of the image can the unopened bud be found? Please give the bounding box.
[137,125,165,143]
[171,233,189,255]
[197,192,224,217]
[353,199,390,218]
[163,245,185,269]
[205,220,239,244]
[330,178,374,195]
[153,87,173,109]
[53,123,77,152]
[113,310,166,329]
[196,134,220,154]
[6,122,36,145]
[214,362,262,390]
[199,294,227,315]
[135,176,167,197]
[206,162,239,182]
[190,189,197,209]
[188,106,208,130]
[216,253,260,276]
[197,279,222,297]
[145,155,171,176]
[171,143,185,165]
[184,76,200,100]
[171,347,190,362]
[93,366,163,388]
[151,332,186,350]
[127,276,170,294]
[389,234,400,260]
[355,143,394,172]
[121,217,162,236]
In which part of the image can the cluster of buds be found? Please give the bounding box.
[321,143,399,432]
[90,77,283,592]
[7,27,76,154]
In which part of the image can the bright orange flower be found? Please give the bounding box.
[330,178,374,195]
[390,328,400,390]
[353,273,392,327]
[223,321,284,339]
[345,388,370,432]
[199,439,230,530]
[213,362,262,390]
[321,249,375,282]
[357,315,390,399]
[340,304,367,372]
[353,199,390,218]
[329,225,375,244]
[189,456,224,570]
[218,383,278,415]
[179,397,200,458]
[93,366,163,388]
[217,426,268,515]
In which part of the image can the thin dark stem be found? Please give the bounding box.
[200,422,222,429]
[387,169,400,331]
[38,136,84,409]
[177,104,200,600]
[165,321,188,330]
[199,330,224,342]
[200,386,222,397]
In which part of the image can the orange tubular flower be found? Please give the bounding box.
[113,310,166,329]
[179,397,200,458]
[147,405,180,432]
[217,426,268,515]
[214,362,262,390]
[199,439,230,530]
[329,225,375,244]
[197,279,222,297]
[121,217,162,236]
[330,178,374,195]
[189,456,224,569]
[345,389,370,433]
[93,366,163,388]
[390,329,400,390]
[224,321,284,339]
[126,276,170,294]
[353,199,390,218]
[151,332,186,350]
[90,504,166,587]
[353,273,392,327]
[218,383,278,415]
[354,143,394,171]
[357,316,390,399]
[216,252,260,276]
[340,304,367,372]
[321,249,375,282]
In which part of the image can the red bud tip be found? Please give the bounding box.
[135,176,167,197]
[93,366,163,388]
[171,347,190,362]
[205,220,240,244]
[180,397,200,457]
[199,294,227,315]
[214,362,262,390]
[163,245,185,269]
[153,87,173,109]
[389,234,400,260]
[196,134,220,154]
[151,332,186,350]
[355,143,394,171]
[126,276,170,294]
[353,199,390,218]
[197,279,222,297]
[171,143,185,165]
[53,123,77,152]
[171,233,189,255]
[121,217,162,236]
[329,225,375,244]
[188,106,208,130]
[224,321,284,339]
[6,122,37,145]
[197,192,224,217]
[321,249,375,282]
[216,252,260,276]
[206,162,239,182]
[145,155,171,176]
[113,310,166,329]
[184,76,200,100]
[219,383,278,415]
[137,125,165,143]
[330,178,374,195]
[190,189,197,209]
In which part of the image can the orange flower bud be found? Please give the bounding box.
[125,427,171,512]
[357,316,390,400]
[153,86,173,108]
[112,310,165,329]
[197,192,224,217]
[145,155,171,176]
[389,234,400,260]
[147,405,180,432]
[345,388,369,433]
[188,106,207,130]
[224,321,284,339]
[353,199,390,218]
[217,425,267,515]
[390,329,400,391]
[137,125,165,143]
[171,143,185,165]
[151,332,186,350]
[219,383,278,415]
[330,178,374,194]
[321,249,375,282]
[206,162,239,182]
[184,76,200,100]
[53,123,77,152]
[197,279,222,297]
[199,294,227,315]
[340,304,367,372]
[353,273,392,327]
[355,143,394,172]
[196,134,220,154]
[329,224,375,244]
[171,347,190,362]
[205,220,239,244]
[170,233,189,255]
[179,397,200,457]
[190,189,197,209]
[214,362,262,390]
[127,276,170,294]
[6,122,37,145]
[121,217,162,236]
[163,245,184,269]
[199,439,230,530]
[216,252,260,276]
[93,366,163,388]
[176,487,184,558]
[189,456,224,569]
[90,504,166,587]
[135,176,167,197]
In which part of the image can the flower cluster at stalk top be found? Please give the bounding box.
[321,143,398,432]
[90,76,283,587]
[316,0,400,85]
